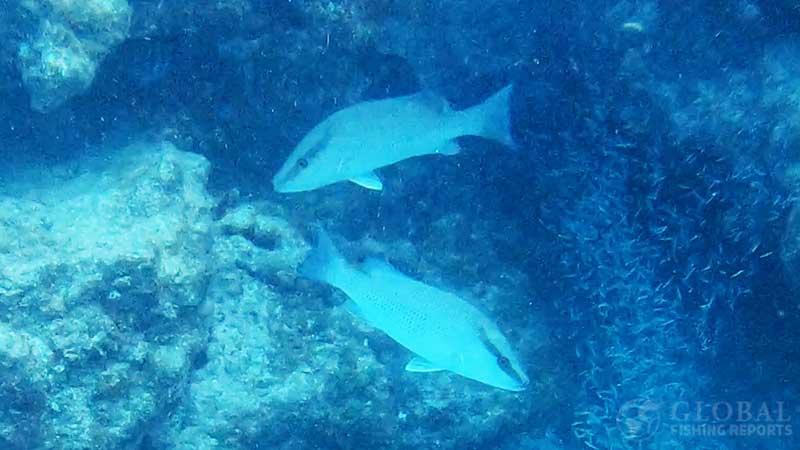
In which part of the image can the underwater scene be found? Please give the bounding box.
[0,0,798,449]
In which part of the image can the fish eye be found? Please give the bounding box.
[298,158,309,168]
[497,355,511,369]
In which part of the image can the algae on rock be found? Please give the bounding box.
[17,0,132,111]
[0,141,212,449]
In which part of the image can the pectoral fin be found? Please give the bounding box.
[342,299,376,327]
[343,299,365,319]
[437,140,461,155]
[349,172,383,191]
[405,356,445,373]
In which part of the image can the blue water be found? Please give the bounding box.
[0,1,798,449]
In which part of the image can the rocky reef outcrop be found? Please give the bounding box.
[16,0,131,111]
[0,141,551,449]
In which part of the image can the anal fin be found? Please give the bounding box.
[405,356,445,373]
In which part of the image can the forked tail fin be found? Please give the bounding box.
[467,84,516,149]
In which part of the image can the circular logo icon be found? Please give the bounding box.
[617,398,662,442]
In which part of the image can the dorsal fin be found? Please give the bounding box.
[405,356,445,372]
[359,257,400,275]
[408,90,452,113]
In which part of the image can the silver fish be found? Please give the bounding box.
[273,85,515,193]
[300,228,529,391]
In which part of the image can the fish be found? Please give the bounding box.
[299,228,529,391]
[273,84,515,193]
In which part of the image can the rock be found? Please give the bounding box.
[0,141,549,449]
[0,141,212,449]
[16,0,132,111]
[216,203,310,287]
[152,200,549,450]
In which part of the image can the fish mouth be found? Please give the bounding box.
[513,370,530,391]
[272,167,307,193]
[503,364,530,392]
[272,174,291,193]
[501,374,529,392]
[272,181,287,193]
[513,378,530,391]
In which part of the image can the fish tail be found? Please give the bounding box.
[468,84,516,149]
[299,227,346,286]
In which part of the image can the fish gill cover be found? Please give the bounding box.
[0,1,797,450]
